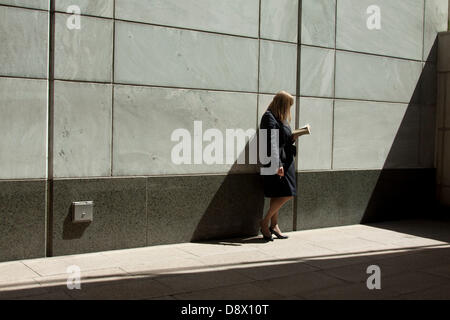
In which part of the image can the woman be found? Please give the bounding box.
[259,91,297,241]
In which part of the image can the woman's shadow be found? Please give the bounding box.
[191,134,267,243]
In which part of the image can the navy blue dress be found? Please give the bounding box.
[260,110,297,198]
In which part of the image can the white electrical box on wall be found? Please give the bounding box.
[72,201,94,223]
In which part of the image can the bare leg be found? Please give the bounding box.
[260,196,292,237]
[270,197,293,235]
[270,211,279,229]
[270,212,284,236]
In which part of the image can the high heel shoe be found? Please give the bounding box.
[269,227,289,239]
[260,229,273,242]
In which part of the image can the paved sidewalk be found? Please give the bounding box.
[1,219,450,300]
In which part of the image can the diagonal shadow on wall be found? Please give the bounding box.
[360,41,440,225]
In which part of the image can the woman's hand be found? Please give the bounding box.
[277,166,284,178]
[290,135,296,143]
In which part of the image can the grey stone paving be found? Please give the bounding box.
[1,219,450,300]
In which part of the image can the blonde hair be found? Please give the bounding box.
[268,91,294,123]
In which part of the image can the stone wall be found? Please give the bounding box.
[0,0,447,261]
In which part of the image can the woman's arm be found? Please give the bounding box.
[260,114,284,174]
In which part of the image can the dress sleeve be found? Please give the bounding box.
[260,114,283,169]
[284,125,297,158]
